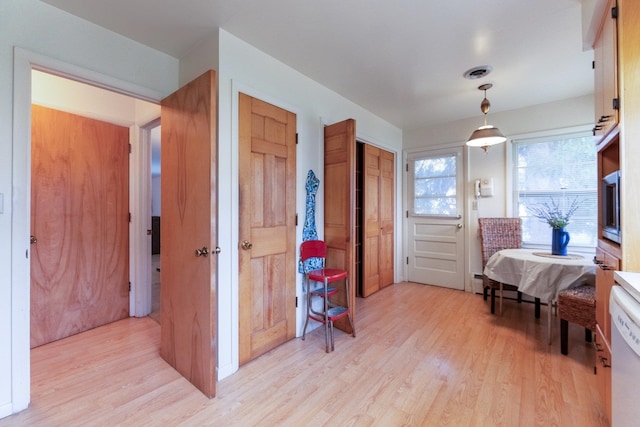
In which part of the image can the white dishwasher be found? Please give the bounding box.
[610,271,640,427]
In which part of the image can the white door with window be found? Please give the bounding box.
[406,148,465,289]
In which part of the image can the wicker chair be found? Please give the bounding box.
[478,218,524,314]
[558,284,596,355]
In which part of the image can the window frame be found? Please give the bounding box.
[407,149,462,218]
[507,126,597,254]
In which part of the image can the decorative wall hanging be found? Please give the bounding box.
[299,169,323,275]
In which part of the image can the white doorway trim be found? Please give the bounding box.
[11,47,163,414]
[130,118,161,317]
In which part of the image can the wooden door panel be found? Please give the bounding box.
[323,119,356,333]
[361,145,394,297]
[239,93,296,365]
[30,105,129,348]
[160,70,217,398]
[379,149,395,288]
[363,145,381,297]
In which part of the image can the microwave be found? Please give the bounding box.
[602,170,621,243]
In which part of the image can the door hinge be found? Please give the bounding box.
[129,143,132,154]
[592,60,595,70]
[406,211,409,218]
[405,163,408,172]
[129,282,131,292]
[296,133,299,145]
[296,296,299,308]
[611,5,618,19]
[613,97,619,110]
[295,213,298,226]
[406,257,409,265]
[128,212,132,223]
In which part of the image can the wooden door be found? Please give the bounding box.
[30,105,129,348]
[362,145,381,296]
[323,119,356,333]
[238,93,296,365]
[160,70,218,398]
[362,145,395,297]
[379,148,395,289]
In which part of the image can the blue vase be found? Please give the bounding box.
[551,227,570,256]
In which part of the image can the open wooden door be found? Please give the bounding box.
[160,70,218,398]
[323,119,356,333]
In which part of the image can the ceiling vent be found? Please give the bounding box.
[463,65,493,80]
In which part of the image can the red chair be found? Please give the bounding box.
[301,240,355,352]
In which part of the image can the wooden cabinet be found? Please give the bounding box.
[591,1,640,421]
[594,245,619,343]
[617,0,640,273]
[593,0,619,140]
[594,325,612,421]
[594,91,620,427]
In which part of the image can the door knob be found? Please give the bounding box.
[240,240,253,250]
[195,247,209,257]
[457,224,463,229]
[30,235,37,244]
[213,246,222,254]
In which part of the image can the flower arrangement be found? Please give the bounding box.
[528,197,580,229]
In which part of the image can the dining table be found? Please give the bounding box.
[483,248,596,344]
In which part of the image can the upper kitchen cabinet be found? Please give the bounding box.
[592,0,619,140]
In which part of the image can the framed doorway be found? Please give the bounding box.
[11,47,163,412]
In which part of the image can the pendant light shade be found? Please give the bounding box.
[466,83,506,152]
[466,125,506,147]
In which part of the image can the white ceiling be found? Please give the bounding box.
[42,0,595,131]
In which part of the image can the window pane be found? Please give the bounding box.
[413,154,457,215]
[513,132,597,249]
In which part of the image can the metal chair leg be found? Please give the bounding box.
[330,321,335,352]
[302,276,311,340]
[324,279,330,353]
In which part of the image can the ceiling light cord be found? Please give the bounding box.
[466,83,506,153]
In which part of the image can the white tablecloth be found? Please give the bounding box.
[483,248,596,302]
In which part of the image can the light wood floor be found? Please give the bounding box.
[1,282,609,426]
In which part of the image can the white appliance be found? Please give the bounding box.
[610,271,640,427]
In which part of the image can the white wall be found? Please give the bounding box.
[1,0,178,417]
[404,94,594,283]
[31,70,159,126]
[191,29,404,380]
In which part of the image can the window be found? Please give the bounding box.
[409,152,458,216]
[512,131,597,249]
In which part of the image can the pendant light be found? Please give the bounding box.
[466,83,506,153]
